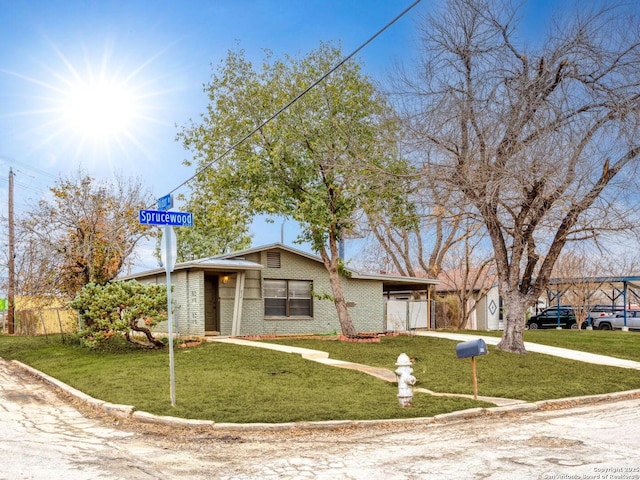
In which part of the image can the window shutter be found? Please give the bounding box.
[266,251,281,268]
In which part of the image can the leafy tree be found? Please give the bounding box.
[156,193,252,263]
[69,280,167,349]
[395,0,640,353]
[179,43,406,337]
[22,169,154,298]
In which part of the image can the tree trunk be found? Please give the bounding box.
[128,320,165,348]
[326,267,358,338]
[496,293,527,354]
[318,241,358,338]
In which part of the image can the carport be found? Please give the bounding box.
[545,275,640,328]
[366,274,439,330]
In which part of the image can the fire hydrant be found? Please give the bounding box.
[395,353,416,407]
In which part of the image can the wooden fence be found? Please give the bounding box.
[0,308,77,336]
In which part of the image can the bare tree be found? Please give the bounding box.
[550,246,640,326]
[359,157,491,288]
[21,169,154,299]
[551,251,609,329]
[395,0,640,352]
[439,226,495,329]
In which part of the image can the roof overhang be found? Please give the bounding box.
[119,258,263,281]
[546,275,640,291]
[350,272,439,292]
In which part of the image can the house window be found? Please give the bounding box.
[264,279,312,317]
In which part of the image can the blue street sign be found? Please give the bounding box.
[139,209,194,227]
[157,194,173,211]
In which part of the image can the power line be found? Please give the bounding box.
[157,0,423,205]
[0,156,58,182]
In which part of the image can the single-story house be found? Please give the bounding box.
[120,243,438,337]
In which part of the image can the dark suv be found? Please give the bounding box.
[526,306,578,329]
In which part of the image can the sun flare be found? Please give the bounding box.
[5,35,181,174]
[61,78,136,140]
[11,39,172,169]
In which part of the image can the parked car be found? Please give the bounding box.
[526,306,580,329]
[593,310,640,331]
[587,304,626,321]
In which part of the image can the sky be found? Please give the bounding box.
[0,0,617,273]
[0,0,431,272]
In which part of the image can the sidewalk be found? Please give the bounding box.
[413,331,640,370]
[210,337,397,381]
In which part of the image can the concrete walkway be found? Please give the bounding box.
[210,337,397,382]
[209,332,640,407]
[414,331,640,370]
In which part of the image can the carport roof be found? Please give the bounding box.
[547,275,640,290]
[350,271,438,291]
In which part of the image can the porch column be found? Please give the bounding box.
[231,271,246,337]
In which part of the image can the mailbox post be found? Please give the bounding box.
[455,339,488,400]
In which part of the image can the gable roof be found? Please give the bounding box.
[215,242,321,264]
[218,243,439,289]
[121,242,438,290]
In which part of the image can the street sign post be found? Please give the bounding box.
[139,206,193,407]
[160,225,177,273]
[139,209,193,227]
[157,193,173,212]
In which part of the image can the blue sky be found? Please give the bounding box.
[0,0,426,270]
[0,1,420,193]
[0,0,623,272]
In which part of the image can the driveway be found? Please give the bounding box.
[2,357,640,479]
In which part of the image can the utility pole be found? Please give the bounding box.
[7,168,14,334]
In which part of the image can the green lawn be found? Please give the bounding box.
[458,329,640,362]
[523,329,640,362]
[265,332,640,402]
[0,330,639,423]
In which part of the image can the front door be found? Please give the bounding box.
[204,274,219,333]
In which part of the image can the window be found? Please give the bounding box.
[264,279,312,317]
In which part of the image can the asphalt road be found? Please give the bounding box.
[1,357,640,480]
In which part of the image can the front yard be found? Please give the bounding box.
[0,330,638,423]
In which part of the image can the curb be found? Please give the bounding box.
[11,359,640,431]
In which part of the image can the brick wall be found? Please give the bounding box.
[139,246,386,338]
[226,248,385,336]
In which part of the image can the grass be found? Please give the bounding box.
[0,335,485,423]
[1,330,639,423]
[459,329,640,362]
[265,333,640,402]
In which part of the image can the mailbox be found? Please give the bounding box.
[455,339,488,359]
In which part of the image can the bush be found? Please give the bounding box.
[69,280,167,349]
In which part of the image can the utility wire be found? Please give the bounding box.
[0,157,58,182]
[157,0,423,206]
